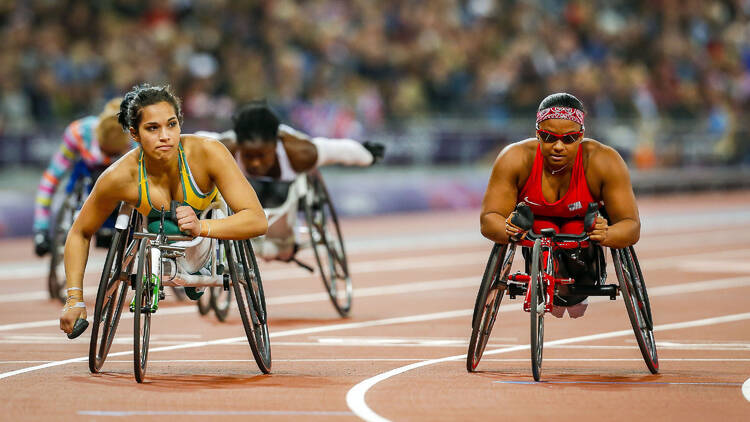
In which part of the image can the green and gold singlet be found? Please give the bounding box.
[136,143,218,234]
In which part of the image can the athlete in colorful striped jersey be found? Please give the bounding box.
[201,101,385,261]
[480,92,641,319]
[33,98,133,256]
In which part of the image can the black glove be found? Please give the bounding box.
[34,231,51,257]
[363,141,385,164]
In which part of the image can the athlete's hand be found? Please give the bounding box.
[363,141,385,164]
[34,231,50,257]
[505,212,527,241]
[587,215,609,244]
[175,205,201,237]
[60,299,87,335]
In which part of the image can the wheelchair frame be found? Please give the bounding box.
[88,200,271,382]
[466,230,658,381]
[254,170,352,317]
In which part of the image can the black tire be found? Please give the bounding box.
[612,247,659,374]
[210,286,232,322]
[197,287,212,316]
[304,172,352,317]
[225,239,271,373]
[530,239,545,382]
[466,243,515,372]
[133,240,152,383]
[48,183,84,303]
[88,208,139,373]
[171,286,188,302]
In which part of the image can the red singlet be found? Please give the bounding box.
[518,144,596,234]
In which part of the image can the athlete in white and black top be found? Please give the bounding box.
[199,100,384,259]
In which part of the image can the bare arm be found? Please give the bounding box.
[480,144,527,244]
[201,140,268,240]
[60,170,123,333]
[279,124,374,171]
[591,146,640,248]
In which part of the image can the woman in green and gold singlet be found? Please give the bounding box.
[59,84,268,336]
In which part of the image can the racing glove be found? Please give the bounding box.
[34,231,51,257]
[363,141,386,164]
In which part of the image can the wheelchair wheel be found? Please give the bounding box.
[612,247,659,374]
[210,286,232,322]
[225,239,271,373]
[530,239,545,382]
[171,286,188,302]
[304,172,352,317]
[466,243,515,372]
[48,184,83,303]
[89,209,140,373]
[197,287,212,316]
[133,240,153,383]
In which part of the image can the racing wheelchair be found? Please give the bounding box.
[466,203,658,381]
[249,170,352,317]
[87,199,271,383]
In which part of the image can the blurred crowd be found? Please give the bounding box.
[1,0,749,162]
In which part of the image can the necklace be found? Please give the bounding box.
[549,164,569,175]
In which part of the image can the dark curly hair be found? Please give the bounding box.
[118,83,183,131]
[232,100,281,144]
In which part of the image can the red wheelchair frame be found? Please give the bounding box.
[466,227,658,381]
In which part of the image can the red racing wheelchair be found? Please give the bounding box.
[466,203,658,381]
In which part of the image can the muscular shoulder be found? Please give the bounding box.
[181,134,232,158]
[93,149,139,202]
[489,139,536,188]
[279,126,317,172]
[494,138,535,171]
[581,138,627,174]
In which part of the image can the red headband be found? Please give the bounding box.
[536,106,585,127]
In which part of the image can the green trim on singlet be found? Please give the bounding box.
[136,143,217,228]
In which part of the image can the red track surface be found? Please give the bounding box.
[1,191,749,421]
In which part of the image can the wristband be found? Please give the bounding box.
[201,220,211,238]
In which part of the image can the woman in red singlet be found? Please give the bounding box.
[480,93,641,317]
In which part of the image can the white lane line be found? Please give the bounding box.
[79,410,354,417]
[345,312,750,422]
[3,358,750,365]
[1,273,749,379]
[0,252,486,302]
[1,271,749,335]
[0,276,478,332]
[0,309,472,380]
[494,380,742,386]
[5,271,750,334]
[743,377,750,402]
[4,242,750,304]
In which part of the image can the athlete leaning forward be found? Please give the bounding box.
[198,100,384,262]
[480,92,640,318]
[59,84,268,336]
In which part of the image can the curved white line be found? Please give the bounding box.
[743,377,750,402]
[346,312,750,422]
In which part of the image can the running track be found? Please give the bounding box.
[0,191,749,421]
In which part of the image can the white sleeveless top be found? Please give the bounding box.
[274,140,298,182]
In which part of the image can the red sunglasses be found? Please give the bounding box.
[536,129,583,144]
